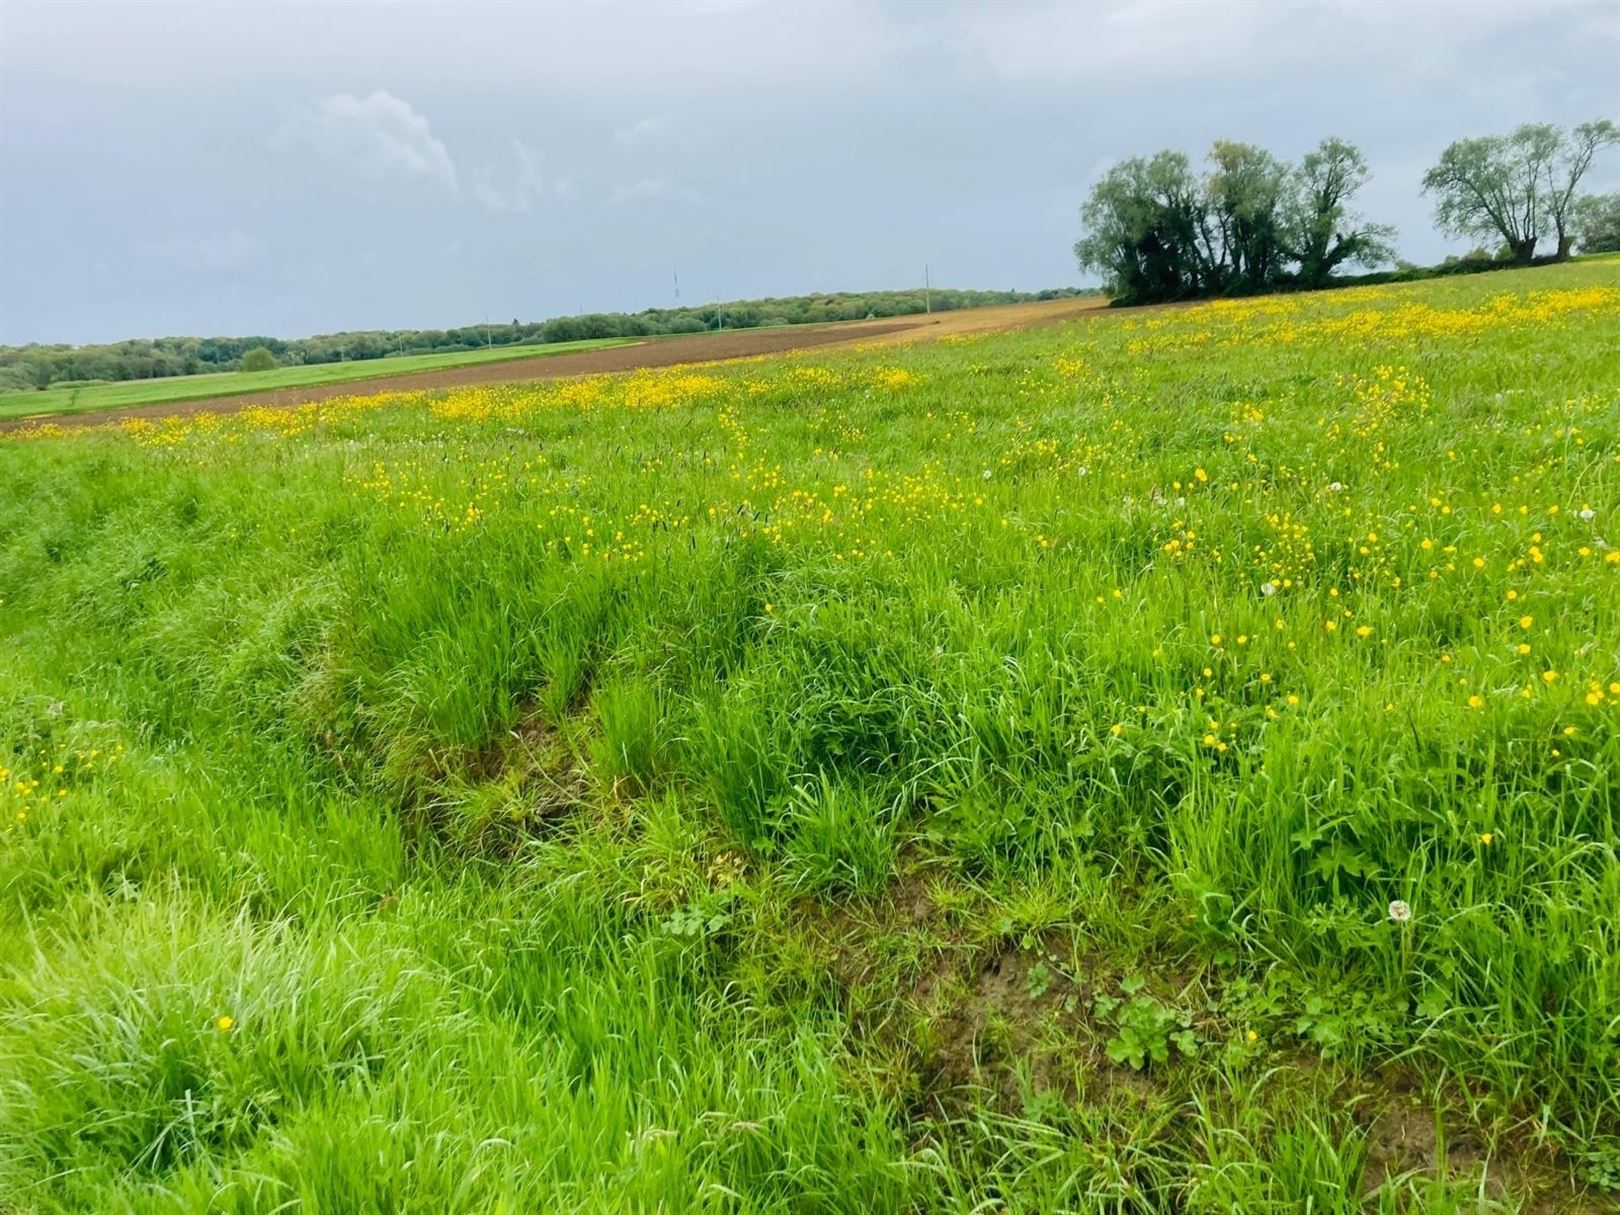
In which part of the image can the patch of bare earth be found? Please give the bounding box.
[1356,1073,1609,1212]
[411,709,590,855]
[796,865,1160,1119]
[796,865,1603,1209]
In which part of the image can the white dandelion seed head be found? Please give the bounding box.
[1261,582,1278,597]
[1387,899,1412,923]
[1077,465,1089,477]
[982,469,992,481]
[1577,508,1595,521]
[1329,481,1344,493]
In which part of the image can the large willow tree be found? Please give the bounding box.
[1422,120,1618,263]
[1075,137,1394,304]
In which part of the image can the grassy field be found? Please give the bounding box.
[0,336,638,420]
[2,260,1618,1212]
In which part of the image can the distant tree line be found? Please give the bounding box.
[0,286,1089,394]
[1077,121,1617,304]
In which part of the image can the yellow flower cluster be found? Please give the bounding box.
[1,739,126,828]
[1121,282,1619,355]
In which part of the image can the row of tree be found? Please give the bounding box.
[0,286,1087,393]
[1076,121,1617,304]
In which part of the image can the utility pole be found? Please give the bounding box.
[925,264,931,314]
[673,269,680,304]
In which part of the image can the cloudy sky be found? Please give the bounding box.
[1,0,1616,346]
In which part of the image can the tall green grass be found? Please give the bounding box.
[2,261,1617,1210]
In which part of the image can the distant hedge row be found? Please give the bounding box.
[0,286,1092,394]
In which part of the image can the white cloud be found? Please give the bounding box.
[612,177,700,205]
[471,140,562,213]
[133,230,267,273]
[277,90,459,193]
[613,113,676,144]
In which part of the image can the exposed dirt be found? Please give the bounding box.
[794,864,1603,1208]
[410,708,590,855]
[1355,1070,1610,1213]
[921,933,1183,1117]
[807,865,967,998]
[795,864,1157,1117]
[0,297,1113,433]
[1359,1073,1499,1197]
[861,294,1114,344]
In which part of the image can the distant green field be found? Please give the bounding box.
[0,337,639,421]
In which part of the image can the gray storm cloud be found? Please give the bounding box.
[1,0,1616,344]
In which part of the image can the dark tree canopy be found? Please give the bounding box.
[1075,137,1394,304]
[1288,138,1397,286]
[1074,151,1214,303]
[1205,140,1291,292]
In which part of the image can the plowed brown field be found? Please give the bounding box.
[0,296,1111,432]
